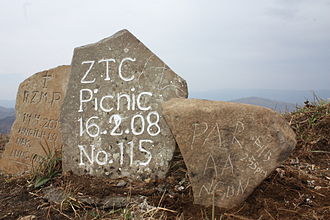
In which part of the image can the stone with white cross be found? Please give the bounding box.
[0,65,70,174]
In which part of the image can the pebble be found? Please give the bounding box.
[116,180,127,187]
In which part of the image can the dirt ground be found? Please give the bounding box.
[0,102,329,220]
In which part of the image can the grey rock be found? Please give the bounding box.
[162,98,296,209]
[61,29,188,180]
[43,187,65,204]
[42,186,141,209]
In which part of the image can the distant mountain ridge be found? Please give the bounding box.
[0,116,15,134]
[0,106,15,134]
[0,100,15,108]
[229,97,297,113]
[190,89,330,105]
[0,106,15,120]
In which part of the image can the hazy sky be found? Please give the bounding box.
[0,0,329,100]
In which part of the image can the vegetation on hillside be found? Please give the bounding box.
[0,101,329,219]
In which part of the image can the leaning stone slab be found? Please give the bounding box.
[0,66,70,174]
[162,98,296,209]
[60,29,188,180]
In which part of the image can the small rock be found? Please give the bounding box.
[116,180,127,187]
[17,215,36,220]
[174,185,185,192]
[276,168,286,178]
[307,180,315,188]
[42,187,66,203]
[42,186,141,209]
[144,178,152,183]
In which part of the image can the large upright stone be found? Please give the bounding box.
[61,30,188,180]
[0,66,70,174]
[162,98,296,209]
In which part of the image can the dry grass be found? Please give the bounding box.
[1,101,330,219]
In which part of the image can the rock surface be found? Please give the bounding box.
[61,29,188,180]
[0,66,70,174]
[162,98,296,209]
[42,186,140,209]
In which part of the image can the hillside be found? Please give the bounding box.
[0,106,15,120]
[0,106,15,134]
[0,115,15,134]
[230,96,297,112]
[0,102,329,219]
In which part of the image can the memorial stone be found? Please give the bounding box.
[162,98,296,209]
[60,29,188,180]
[0,66,70,174]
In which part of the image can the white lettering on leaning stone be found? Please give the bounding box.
[77,57,160,168]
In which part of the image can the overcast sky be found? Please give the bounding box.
[0,0,329,100]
